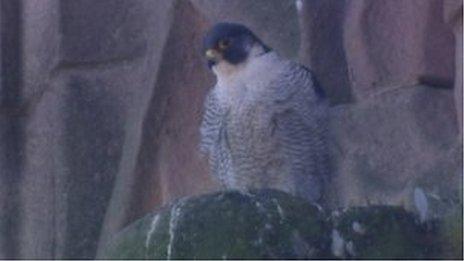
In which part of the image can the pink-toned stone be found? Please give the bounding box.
[0,0,460,259]
[453,24,462,141]
[127,0,219,217]
[443,0,463,25]
[17,0,178,259]
[343,0,455,99]
[444,0,463,141]
[298,0,352,104]
[100,5,222,257]
[328,85,460,210]
[18,1,61,259]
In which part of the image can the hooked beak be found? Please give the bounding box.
[205,48,221,68]
[205,49,218,59]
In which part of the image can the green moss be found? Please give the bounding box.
[439,205,463,259]
[101,189,331,259]
[101,192,459,259]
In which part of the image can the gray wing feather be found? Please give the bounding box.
[272,63,329,201]
[199,88,222,155]
[199,87,231,186]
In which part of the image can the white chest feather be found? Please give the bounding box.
[213,52,284,109]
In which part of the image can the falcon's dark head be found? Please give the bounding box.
[203,22,271,69]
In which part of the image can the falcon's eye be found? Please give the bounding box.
[218,39,230,50]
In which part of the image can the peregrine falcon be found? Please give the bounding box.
[199,22,329,203]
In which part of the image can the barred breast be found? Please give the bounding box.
[200,52,329,203]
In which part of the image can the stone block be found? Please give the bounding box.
[17,0,175,258]
[97,0,219,257]
[443,0,463,141]
[343,0,455,99]
[22,0,60,105]
[59,0,165,63]
[328,85,460,209]
[298,0,352,104]
[127,0,218,213]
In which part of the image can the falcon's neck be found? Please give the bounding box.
[213,50,283,108]
[212,44,272,79]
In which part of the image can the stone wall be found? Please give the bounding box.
[299,0,462,211]
[0,0,461,259]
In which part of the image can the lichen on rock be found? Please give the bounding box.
[332,205,440,259]
[101,189,331,259]
[101,190,461,260]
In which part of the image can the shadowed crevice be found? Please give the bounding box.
[0,0,24,258]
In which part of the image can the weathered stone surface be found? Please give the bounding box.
[97,1,219,258]
[328,85,460,210]
[59,0,154,63]
[299,0,461,138]
[101,190,331,259]
[130,0,218,209]
[332,206,439,259]
[0,115,23,259]
[0,0,461,259]
[0,0,219,258]
[0,0,23,259]
[0,0,21,109]
[453,26,462,141]
[444,0,463,141]
[299,0,352,105]
[15,0,177,259]
[17,1,62,258]
[191,0,300,59]
[343,0,455,99]
[22,0,60,105]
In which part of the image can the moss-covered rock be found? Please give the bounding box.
[101,191,459,260]
[438,204,463,259]
[331,206,439,259]
[101,189,331,259]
